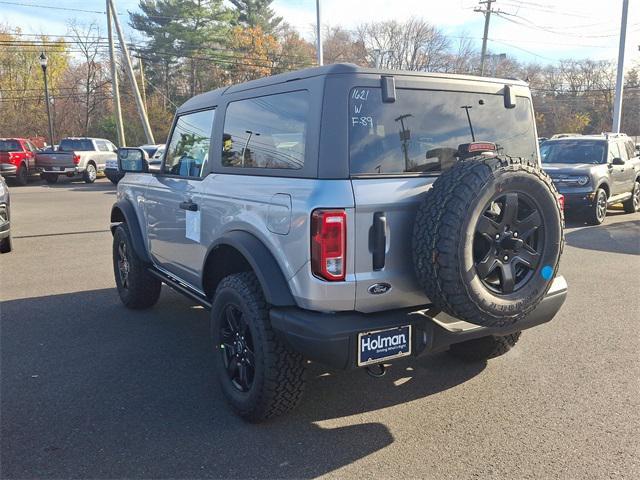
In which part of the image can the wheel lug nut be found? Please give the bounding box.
[495,234,500,239]
[513,232,518,237]
[503,256,509,261]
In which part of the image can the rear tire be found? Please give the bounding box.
[211,272,306,422]
[112,223,161,309]
[623,180,640,214]
[449,332,521,361]
[83,163,97,183]
[41,173,58,184]
[15,163,28,186]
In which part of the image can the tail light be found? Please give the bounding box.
[73,154,81,165]
[557,194,565,211]
[9,153,21,162]
[311,209,346,281]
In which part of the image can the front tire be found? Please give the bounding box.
[112,223,161,309]
[83,163,97,183]
[623,180,640,214]
[586,188,607,225]
[211,272,305,422]
[0,235,11,253]
[449,332,522,361]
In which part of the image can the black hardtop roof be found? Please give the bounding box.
[178,63,528,113]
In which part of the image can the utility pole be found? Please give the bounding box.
[106,0,125,147]
[612,0,629,133]
[107,0,155,144]
[137,55,148,113]
[316,0,323,66]
[475,0,495,76]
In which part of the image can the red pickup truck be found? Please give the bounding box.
[0,138,40,185]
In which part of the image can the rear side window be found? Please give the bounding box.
[96,141,109,152]
[349,88,537,175]
[0,139,21,152]
[163,109,215,177]
[59,139,94,151]
[222,90,308,170]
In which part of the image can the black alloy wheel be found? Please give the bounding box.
[473,192,544,295]
[219,304,255,393]
[117,239,130,290]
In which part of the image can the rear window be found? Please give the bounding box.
[0,140,21,152]
[222,90,308,170]
[59,139,94,151]
[541,140,607,164]
[349,88,537,175]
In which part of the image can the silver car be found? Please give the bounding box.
[111,64,568,421]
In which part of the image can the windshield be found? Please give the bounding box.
[140,146,159,157]
[540,140,606,164]
[0,140,21,152]
[349,88,537,175]
[59,139,94,151]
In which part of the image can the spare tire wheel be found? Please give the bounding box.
[413,156,563,328]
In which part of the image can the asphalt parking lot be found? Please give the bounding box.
[1,177,639,479]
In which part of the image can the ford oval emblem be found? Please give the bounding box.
[368,283,392,295]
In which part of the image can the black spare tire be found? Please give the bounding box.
[413,156,563,328]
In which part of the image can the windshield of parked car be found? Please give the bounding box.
[540,140,606,164]
[349,88,538,175]
[0,140,21,152]
[59,139,94,151]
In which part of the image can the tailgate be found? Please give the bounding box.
[36,152,75,168]
[351,177,433,312]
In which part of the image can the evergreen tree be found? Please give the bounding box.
[230,0,283,34]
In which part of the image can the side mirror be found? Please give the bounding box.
[118,148,149,173]
[612,157,625,166]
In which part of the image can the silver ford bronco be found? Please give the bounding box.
[111,64,567,422]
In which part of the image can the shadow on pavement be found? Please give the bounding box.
[1,288,484,479]
[565,219,640,255]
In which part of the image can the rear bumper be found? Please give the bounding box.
[41,167,78,174]
[270,276,568,370]
[0,164,17,176]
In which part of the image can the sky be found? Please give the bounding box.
[0,0,638,68]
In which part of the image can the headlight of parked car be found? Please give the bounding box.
[575,175,590,186]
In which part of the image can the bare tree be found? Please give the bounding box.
[68,21,110,136]
[356,19,450,71]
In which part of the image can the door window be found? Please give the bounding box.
[96,140,110,152]
[608,142,622,162]
[221,90,308,170]
[163,109,215,177]
[617,141,629,161]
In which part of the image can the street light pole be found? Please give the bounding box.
[316,0,323,66]
[612,0,629,133]
[39,52,55,148]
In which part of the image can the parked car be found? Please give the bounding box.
[0,174,11,253]
[541,133,640,224]
[111,64,567,421]
[0,138,40,186]
[106,144,164,185]
[36,137,117,184]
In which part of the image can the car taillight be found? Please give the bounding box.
[557,194,565,211]
[73,154,80,165]
[311,209,346,281]
[9,153,20,162]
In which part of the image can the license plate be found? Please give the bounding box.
[358,325,411,366]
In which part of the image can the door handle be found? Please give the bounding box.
[372,212,387,271]
[179,200,199,211]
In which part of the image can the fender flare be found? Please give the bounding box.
[206,231,295,307]
[110,200,151,264]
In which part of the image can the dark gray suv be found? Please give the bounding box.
[111,64,567,421]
